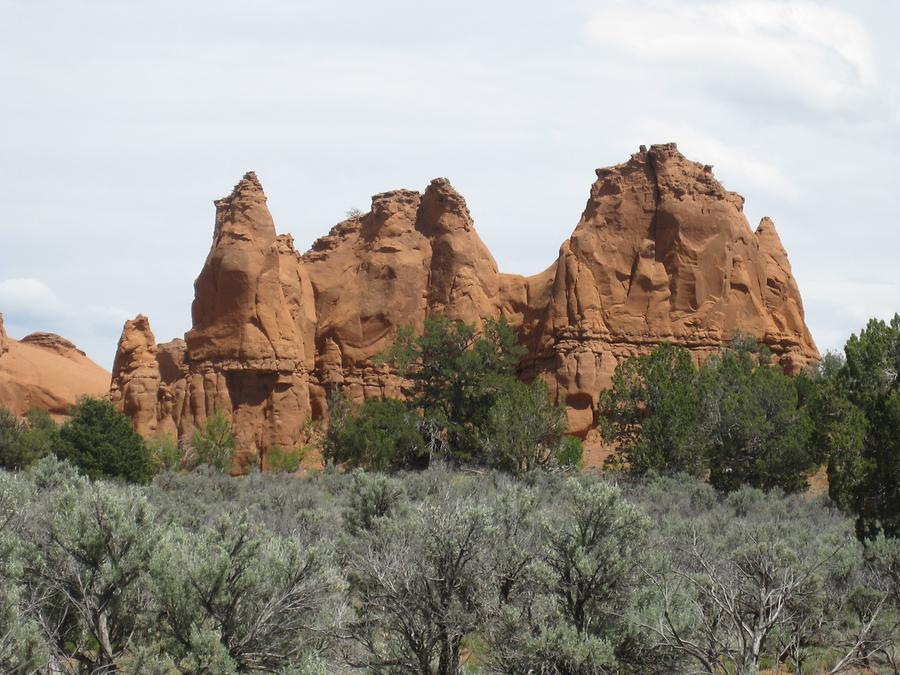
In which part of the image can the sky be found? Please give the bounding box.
[1,0,898,369]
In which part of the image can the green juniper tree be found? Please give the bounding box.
[383,316,525,464]
[57,397,154,483]
[599,343,706,476]
[823,314,900,538]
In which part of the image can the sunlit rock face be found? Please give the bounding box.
[0,312,110,418]
[111,144,818,457]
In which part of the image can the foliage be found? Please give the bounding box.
[701,342,815,493]
[188,409,235,473]
[147,433,183,472]
[635,479,879,675]
[383,316,525,462]
[150,516,342,671]
[824,314,900,538]
[324,395,427,470]
[57,396,155,483]
[600,343,707,476]
[343,486,492,673]
[0,472,49,672]
[0,406,57,471]
[342,470,408,535]
[477,378,568,473]
[0,462,899,673]
[26,477,161,670]
[556,435,584,469]
[265,444,305,473]
[602,337,817,494]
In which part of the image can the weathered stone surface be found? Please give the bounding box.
[111,144,819,454]
[0,314,7,358]
[0,313,110,417]
[109,315,163,437]
[514,144,819,433]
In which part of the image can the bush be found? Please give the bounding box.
[0,407,57,471]
[149,517,342,671]
[702,345,815,493]
[187,409,235,472]
[344,489,492,673]
[57,397,154,483]
[0,460,894,672]
[601,338,817,494]
[478,379,568,473]
[323,396,427,470]
[342,471,407,534]
[265,444,305,473]
[823,315,900,538]
[556,435,584,469]
[384,315,525,462]
[600,343,706,476]
[636,479,869,675]
[147,433,183,472]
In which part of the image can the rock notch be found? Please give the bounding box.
[111,145,819,460]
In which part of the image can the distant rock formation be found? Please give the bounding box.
[110,144,818,463]
[0,313,7,358]
[0,312,110,416]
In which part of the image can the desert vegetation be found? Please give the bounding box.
[2,462,900,673]
[0,314,899,673]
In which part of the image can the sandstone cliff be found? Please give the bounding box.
[0,313,111,416]
[110,144,818,461]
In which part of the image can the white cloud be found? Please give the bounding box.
[638,124,797,200]
[586,0,879,115]
[0,277,131,367]
[0,278,65,320]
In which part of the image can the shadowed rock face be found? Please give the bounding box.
[110,144,819,460]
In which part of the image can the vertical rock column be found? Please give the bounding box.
[182,172,314,464]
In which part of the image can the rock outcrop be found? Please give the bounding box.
[0,314,7,358]
[111,144,818,458]
[0,313,111,416]
[514,144,818,432]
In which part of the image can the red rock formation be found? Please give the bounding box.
[0,314,7,358]
[0,313,110,417]
[111,144,819,455]
[510,144,818,434]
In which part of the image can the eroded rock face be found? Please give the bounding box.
[111,144,819,455]
[0,313,110,417]
[0,314,7,358]
[511,144,818,433]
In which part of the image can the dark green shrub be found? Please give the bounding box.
[383,315,525,462]
[57,397,154,483]
[600,343,707,476]
[823,315,900,538]
[324,396,426,471]
[0,407,57,471]
[478,379,568,473]
[702,346,815,493]
[601,338,817,493]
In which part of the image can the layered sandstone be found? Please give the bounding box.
[0,313,110,416]
[111,144,818,458]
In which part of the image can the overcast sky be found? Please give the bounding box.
[1,0,898,369]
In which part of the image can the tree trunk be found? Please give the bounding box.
[437,632,461,675]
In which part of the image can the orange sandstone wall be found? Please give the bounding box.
[110,144,818,462]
